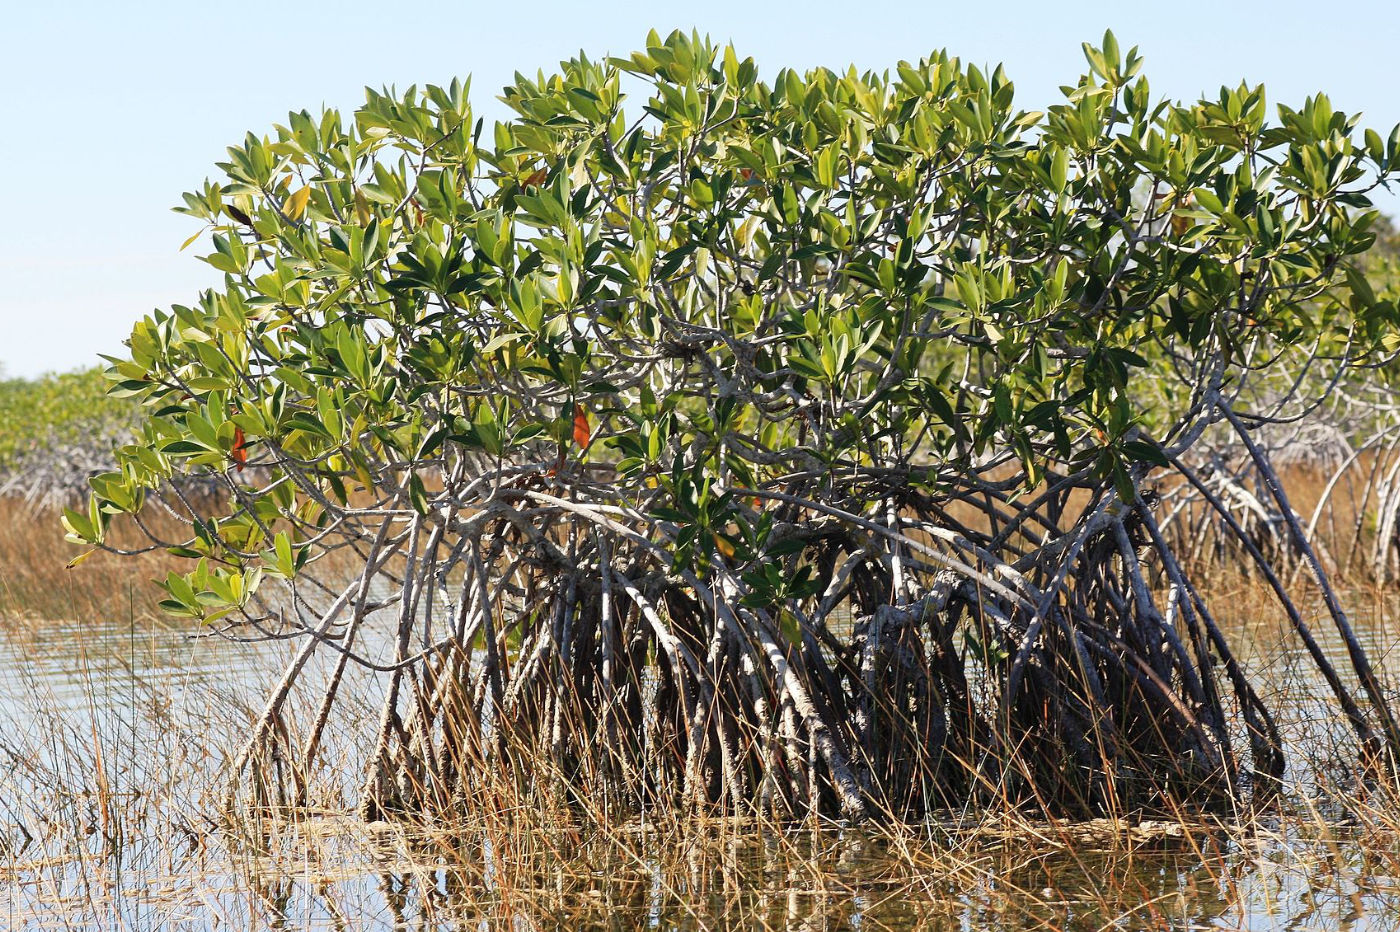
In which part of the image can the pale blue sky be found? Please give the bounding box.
[2,0,1397,378]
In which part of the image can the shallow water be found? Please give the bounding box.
[0,615,272,714]
[2,612,1400,930]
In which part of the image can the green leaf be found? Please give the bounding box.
[1122,439,1168,467]
[408,472,431,516]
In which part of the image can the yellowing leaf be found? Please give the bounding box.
[66,549,98,570]
[286,185,312,220]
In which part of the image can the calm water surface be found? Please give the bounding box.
[2,613,1400,930]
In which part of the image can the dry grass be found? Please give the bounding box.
[4,475,1400,929]
[0,497,179,623]
[3,681,1399,932]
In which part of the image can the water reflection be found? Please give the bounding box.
[0,615,281,712]
[1,615,1400,930]
[61,818,1395,931]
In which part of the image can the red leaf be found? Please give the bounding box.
[522,168,548,189]
[572,404,591,449]
[231,426,248,471]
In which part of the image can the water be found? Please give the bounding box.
[0,615,273,711]
[3,613,1400,930]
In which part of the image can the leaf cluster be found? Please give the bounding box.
[77,30,1400,619]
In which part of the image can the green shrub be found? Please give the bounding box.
[0,369,134,480]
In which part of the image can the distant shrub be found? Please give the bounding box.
[0,369,135,503]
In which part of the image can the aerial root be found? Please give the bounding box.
[218,476,1400,824]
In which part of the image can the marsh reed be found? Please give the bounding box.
[4,458,1400,929]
